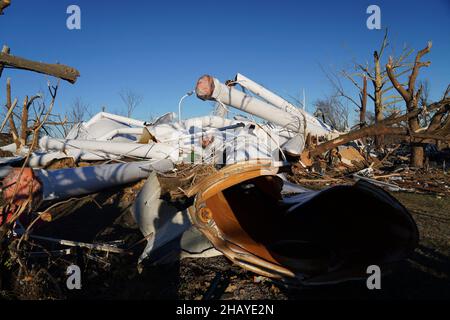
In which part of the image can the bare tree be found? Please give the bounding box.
[341,30,414,148]
[53,97,90,136]
[2,80,61,149]
[313,95,349,132]
[309,95,449,157]
[67,97,89,124]
[119,89,143,117]
[1,78,46,147]
[386,41,432,167]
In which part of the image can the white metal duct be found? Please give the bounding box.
[196,75,304,133]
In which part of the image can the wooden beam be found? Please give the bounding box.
[0,50,80,83]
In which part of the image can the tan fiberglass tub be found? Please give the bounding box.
[187,162,419,286]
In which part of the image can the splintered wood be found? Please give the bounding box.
[157,164,218,200]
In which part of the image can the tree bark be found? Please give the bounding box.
[408,100,424,167]
[373,51,384,148]
[360,75,367,128]
[410,144,424,167]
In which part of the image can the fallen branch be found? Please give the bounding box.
[310,126,405,156]
[17,233,130,255]
[293,178,342,183]
[353,174,411,192]
[0,0,10,15]
[0,49,80,83]
[310,97,450,157]
[0,45,10,77]
[0,96,17,132]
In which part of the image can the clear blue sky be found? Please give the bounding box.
[1,0,449,123]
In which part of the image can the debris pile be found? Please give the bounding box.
[0,70,448,298]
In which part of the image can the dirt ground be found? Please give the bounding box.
[2,181,448,300]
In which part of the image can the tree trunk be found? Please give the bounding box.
[374,51,384,148]
[360,75,367,128]
[407,100,425,167]
[384,42,434,168]
[410,144,424,167]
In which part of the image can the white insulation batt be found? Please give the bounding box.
[35,160,173,201]
[39,136,180,163]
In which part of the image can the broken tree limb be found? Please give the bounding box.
[0,0,10,15]
[0,97,17,132]
[397,132,450,143]
[427,103,450,133]
[19,96,28,146]
[434,116,450,137]
[17,232,131,254]
[309,97,450,157]
[0,50,80,83]
[293,178,342,183]
[315,126,406,155]
[408,42,432,94]
[309,124,403,157]
[310,126,449,158]
[20,94,41,145]
[353,174,409,192]
[5,78,19,147]
[0,45,10,77]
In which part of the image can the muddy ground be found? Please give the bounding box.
[1,181,449,300]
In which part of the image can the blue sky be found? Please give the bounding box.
[1,0,449,123]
